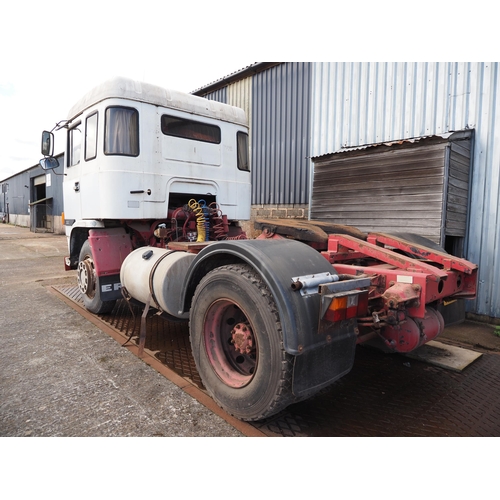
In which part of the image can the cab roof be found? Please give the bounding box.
[67,76,248,127]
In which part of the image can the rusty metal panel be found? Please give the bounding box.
[311,138,448,243]
[445,132,472,237]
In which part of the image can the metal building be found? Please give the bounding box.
[197,62,312,209]
[194,62,500,321]
[0,153,65,233]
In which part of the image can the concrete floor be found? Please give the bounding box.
[0,224,242,437]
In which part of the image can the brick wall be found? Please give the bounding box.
[239,204,310,238]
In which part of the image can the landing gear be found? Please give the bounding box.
[77,240,116,314]
[190,264,295,421]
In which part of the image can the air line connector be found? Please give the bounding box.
[291,272,339,296]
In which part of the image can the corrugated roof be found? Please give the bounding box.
[311,134,453,159]
[191,63,281,96]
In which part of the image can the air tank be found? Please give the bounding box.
[120,247,196,319]
[381,307,445,353]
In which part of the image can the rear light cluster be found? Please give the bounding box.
[324,290,368,322]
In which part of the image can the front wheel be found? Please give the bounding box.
[189,264,295,421]
[77,240,116,314]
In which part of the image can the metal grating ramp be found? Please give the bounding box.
[51,285,500,437]
[52,285,202,386]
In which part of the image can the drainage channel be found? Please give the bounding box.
[50,285,500,437]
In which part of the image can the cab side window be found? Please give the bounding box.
[68,123,81,167]
[104,106,139,156]
[237,132,249,171]
[85,112,98,161]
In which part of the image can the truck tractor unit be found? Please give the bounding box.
[40,77,478,421]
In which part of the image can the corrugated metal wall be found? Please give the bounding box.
[199,63,312,206]
[227,78,252,120]
[203,87,227,103]
[228,78,253,168]
[311,62,500,319]
[252,62,312,204]
[311,62,472,153]
[3,171,30,215]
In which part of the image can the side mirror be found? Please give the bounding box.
[39,157,60,170]
[41,131,54,157]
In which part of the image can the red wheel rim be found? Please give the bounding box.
[77,257,96,298]
[203,299,257,388]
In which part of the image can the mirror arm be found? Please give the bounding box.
[51,120,70,132]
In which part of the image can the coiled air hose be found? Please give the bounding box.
[198,199,210,241]
[188,199,206,242]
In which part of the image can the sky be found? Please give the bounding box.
[0,1,263,181]
[0,1,494,182]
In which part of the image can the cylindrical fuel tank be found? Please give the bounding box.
[120,247,196,319]
[381,307,445,353]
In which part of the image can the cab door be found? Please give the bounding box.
[63,120,83,224]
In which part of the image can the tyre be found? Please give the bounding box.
[189,264,295,421]
[77,239,116,314]
[391,232,446,253]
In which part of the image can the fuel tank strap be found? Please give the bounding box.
[147,250,177,312]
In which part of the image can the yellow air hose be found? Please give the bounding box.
[188,199,206,242]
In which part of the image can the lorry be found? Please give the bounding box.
[40,77,478,421]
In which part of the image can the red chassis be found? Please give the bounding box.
[321,233,477,352]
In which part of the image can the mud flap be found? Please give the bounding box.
[98,274,123,301]
[292,320,357,397]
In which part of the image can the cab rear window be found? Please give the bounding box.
[161,115,221,144]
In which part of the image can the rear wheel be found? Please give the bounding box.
[391,232,446,253]
[77,240,116,314]
[189,264,295,421]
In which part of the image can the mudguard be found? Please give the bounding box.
[181,239,358,396]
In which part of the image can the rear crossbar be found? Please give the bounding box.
[325,234,453,282]
[368,233,477,275]
[322,233,478,317]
